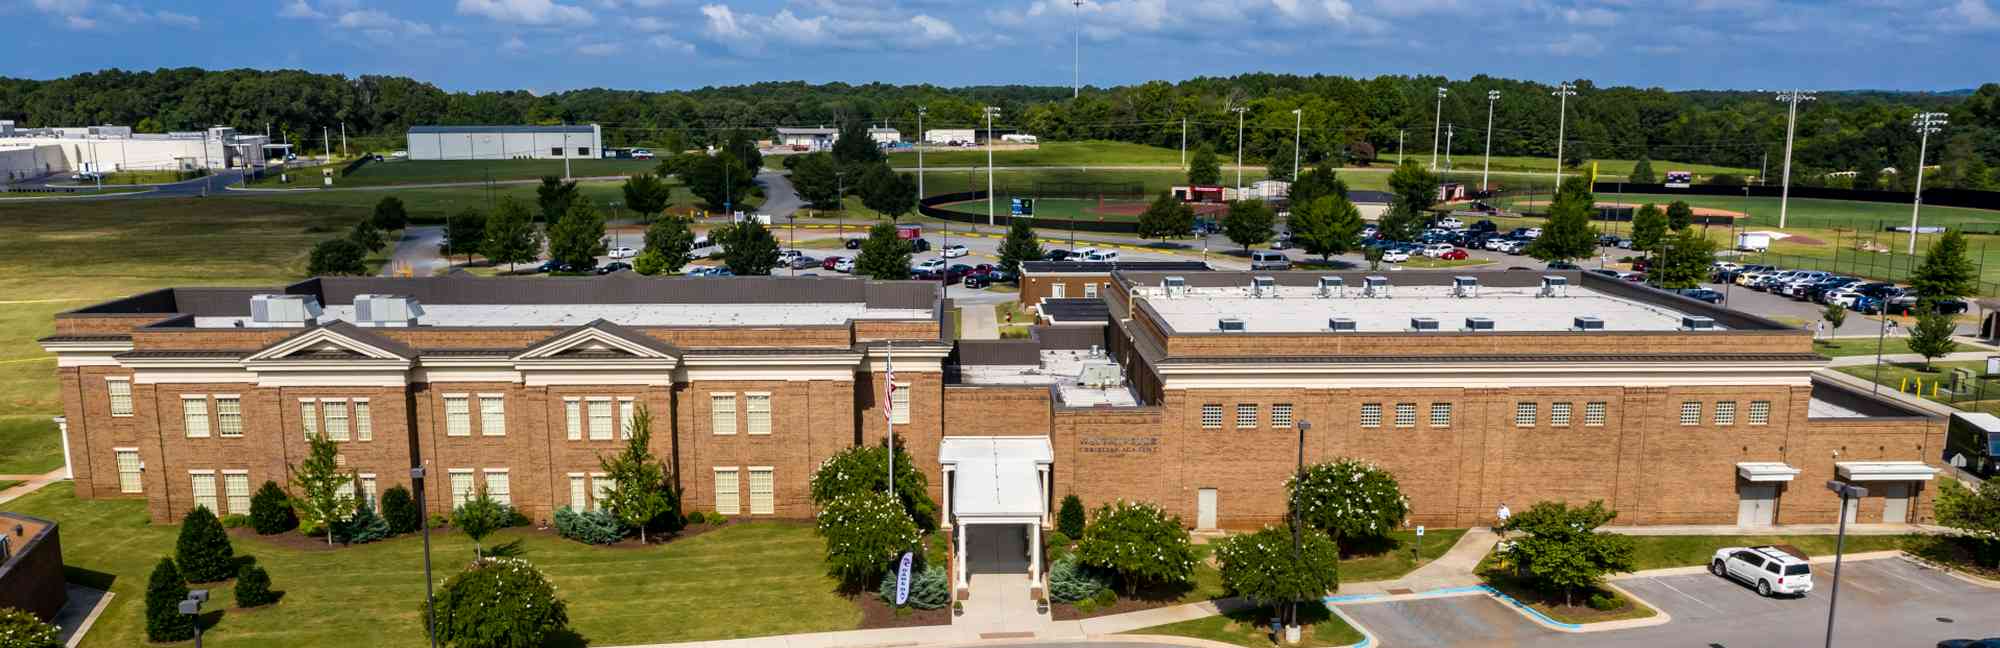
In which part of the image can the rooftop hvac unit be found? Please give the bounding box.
[1365,275,1391,299]
[1573,316,1605,331]
[1682,315,1717,330]
[1465,317,1495,331]
[1079,361,1126,388]
[248,294,322,328]
[1218,317,1247,332]
[1453,276,1480,298]
[1163,276,1187,298]
[1410,317,1439,331]
[1317,276,1345,298]
[1251,276,1278,299]
[1329,317,1357,332]
[353,294,424,327]
[1539,275,1570,298]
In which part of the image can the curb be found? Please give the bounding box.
[1897,551,2000,590]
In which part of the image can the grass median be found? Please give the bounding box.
[1130,602,1362,647]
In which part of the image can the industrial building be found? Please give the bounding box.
[774,127,839,150]
[404,125,604,161]
[924,128,977,144]
[868,127,902,145]
[0,121,270,182]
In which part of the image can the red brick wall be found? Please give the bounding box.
[0,515,65,622]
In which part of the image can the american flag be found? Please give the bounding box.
[882,343,896,425]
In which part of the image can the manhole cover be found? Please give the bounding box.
[1938,617,1955,623]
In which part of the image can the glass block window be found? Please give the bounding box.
[1271,404,1294,428]
[1394,403,1417,427]
[1236,404,1259,428]
[749,468,774,515]
[1360,404,1382,428]
[1551,402,1572,427]
[1201,404,1223,429]
[444,396,471,436]
[1515,403,1537,427]
[713,468,740,515]
[224,473,250,514]
[711,393,737,435]
[1584,402,1607,426]
[1680,401,1702,426]
[746,393,772,435]
[107,379,133,416]
[1748,401,1772,425]
[324,400,350,441]
[1715,401,1737,425]
[116,449,142,493]
[354,399,372,441]
[191,472,217,512]
[1430,403,1453,427]
[216,397,243,437]
[588,399,613,440]
[182,396,210,438]
[480,395,506,436]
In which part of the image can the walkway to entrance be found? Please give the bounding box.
[940,436,1055,636]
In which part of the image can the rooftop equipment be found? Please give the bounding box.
[1539,275,1569,298]
[1317,276,1345,298]
[1465,317,1495,331]
[1251,276,1278,299]
[1365,275,1391,299]
[1329,317,1357,332]
[1218,317,1247,332]
[1163,276,1187,298]
[1453,276,1480,298]
[248,294,322,328]
[353,294,424,327]
[1573,316,1605,331]
[1681,315,1717,330]
[1410,317,1439,331]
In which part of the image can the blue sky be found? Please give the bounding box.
[4,0,1998,92]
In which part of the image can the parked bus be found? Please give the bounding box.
[1946,412,2000,478]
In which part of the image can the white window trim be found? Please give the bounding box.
[713,467,741,515]
[1680,401,1702,426]
[1584,402,1608,427]
[890,383,912,425]
[1360,403,1383,428]
[1748,400,1772,426]
[181,395,211,438]
[1515,403,1537,427]
[1550,402,1572,427]
[321,398,351,441]
[1394,403,1417,428]
[587,397,614,441]
[711,393,738,435]
[1200,404,1224,429]
[189,470,218,512]
[1271,404,1294,429]
[1235,403,1258,429]
[106,378,134,417]
[479,394,507,437]
[617,396,637,439]
[213,395,244,438]
[352,398,372,441]
[744,392,773,436]
[1430,403,1453,427]
[565,397,583,440]
[114,447,144,494]
[747,466,775,516]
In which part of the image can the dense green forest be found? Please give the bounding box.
[3,68,1997,189]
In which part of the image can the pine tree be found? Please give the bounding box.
[381,485,422,535]
[997,218,1044,278]
[598,405,680,543]
[146,558,195,642]
[291,432,356,545]
[235,564,278,608]
[1057,495,1086,539]
[1629,156,1657,184]
[621,173,672,220]
[1910,229,1977,303]
[479,196,542,271]
[175,506,236,582]
[855,222,913,281]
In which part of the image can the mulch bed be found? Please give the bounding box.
[230,518,745,552]
[231,527,351,552]
[853,593,951,629]
[1050,582,1205,621]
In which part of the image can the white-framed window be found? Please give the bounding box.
[1680,401,1702,426]
[300,399,318,439]
[891,383,912,425]
[360,473,378,510]
[1394,403,1417,427]
[1236,404,1258,429]
[1360,403,1383,428]
[1748,400,1772,425]
[224,472,250,514]
[588,398,613,440]
[1584,402,1608,426]
[1200,404,1223,429]
[565,398,583,441]
[1715,401,1737,425]
[115,448,142,493]
[713,467,740,515]
[591,474,615,513]
[618,397,636,439]
[746,393,772,435]
[107,378,133,416]
[448,469,474,509]
[190,471,217,513]
[336,479,356,507]
[749,467,775,515]
[479,395,506,436]
[711,393,737,435]
[324,399,350,441]
[215,396,243,438]
[353,399,372,441]
[444,395,471,436]
[1551,402,1572,427]
[1051,283,1067,299]
[1430,403,1453,427]
[569,473,587,510]
[1084,282,1099,298]
[1515,402,1537,427]
[484,470,511,507]
[1272,404,1294,428]
[181,396,210,438]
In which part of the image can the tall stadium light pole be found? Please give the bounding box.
[1907,112,1948,255]
[1233,107,1247,193]
[1072,0,1083,99]
[1180,116,1187,169]
[1774,90,1816,229]
[986,106,1001,226]
[1291,109,1303,182]
[1430,87,1447,171]
[562,124,573,181]
[917,107,926,201]
[1483,90,1500,191]
[1551,82,1577,184]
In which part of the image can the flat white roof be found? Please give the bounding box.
[1139,284,1712,333]
[1736,462,1802,482]
[939,437,1052,519]
[957,349,1140,407]
[1836,461,1939,482]
[192,303,932,328]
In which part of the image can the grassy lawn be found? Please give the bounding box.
[4,487,858,647]
[0,416,63,475]
[1452,156,1756,179]
[246,178,746,222]
[1623,534,1919,571]
[0,480,19,491]
[1481,570,1658,625]
[1815,337,1915,358]
[1395,257,1491,270]
[1130,602,1361,647]
[915,167,1269,200]
[1340,528,1469,583]
[997,300,1034,338]
[248,158,662,188]
[1833,360,2000,413]
[885,140,1186,169]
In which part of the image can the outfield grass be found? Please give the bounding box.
[4,487,858,647]
[884,140,1187,169]
[0,416,63,475]
[1623,534,1918,571]
[1447,155,1757,179]
[1130,602,1361,647]
[249,158,662,188]
[915,167,1270,200]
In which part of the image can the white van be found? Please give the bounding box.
[1250,251,1292,271]
[1084,250,1120,262]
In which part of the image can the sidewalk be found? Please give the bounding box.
[0,469,65,505]
[1340,527,1499,595]
[958,304,999,340]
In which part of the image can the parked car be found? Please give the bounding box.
[595,262,631,275]
[631,149,654,160]
[1598,234,1626,248]
[1711,546,1812,597]
[914,257,947,272]
[1440,249,1469,261]
[1381,249,1412,263]
[1043,249,1072,262]
[963,273,993,289]
[607,246,637,259]
[833,257,855,273]
[844,238,863,250]
[1676,288,1724,304]
[942,244,970,258]
[1083,249,1121,262]
[1935,638,2000,648]
[1546,261,1580,271]
[536,259,564,273]
[789,255,819,270]
[1888,294,1971,315]
[1422,243,1456,258]
[1250,250,1292,271]
[821,256,844,270]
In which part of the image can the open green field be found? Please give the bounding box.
[249,158,661,188]
[1439,155,1757,179]
[884,140,1189,169]
[0,416,63,474]
[3,487,858,647]
[915,167,1270,199]
[1498,191,2000,230]
[245,177,754,220]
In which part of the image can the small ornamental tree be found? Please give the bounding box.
[1496,500,1636,607]
[291,431,356,545]
[0,607,61,648]
[1933,478,2000,568]
[426,558,572,648]
[1630,203,1667,257]
[1077,500,1198,593]
[381,485,422,535]
[175,505,236,582]
[1221,199,1276,251]
[235,564,278,608]
[453,486,509,559]
[997,217,1045,278]
[1187,144,1221,186]
[1908,311,1960,370]
[816,491,921,588]
[1822,301,1848,338]
[1215,525,1342,625]
[307,238,368,276]
[1057,494,1087,539]
[1136,192,1196,240]
[1665,200,1694,231]
[597,405,681,543]
[372,196,409,231]
[1528,175,1598,263]
[715,219,781,276]
[250,480,297,535]
[1289,194,1364,263]
[1911,229,1978,303]
[145,557,195,642]
[1654,228,1717,289]
[855,222,914,281]
[1288,459,1411,548]
[809,440,938,531]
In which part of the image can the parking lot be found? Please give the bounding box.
[1338,557,2000,647]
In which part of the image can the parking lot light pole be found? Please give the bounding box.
[1289,419,1312,643]
[1483,90,1500,191]
[1906,112,1948,255]
[1551,83,1577,184]
[1823,480,1868,648]
[917,107,926,201]
[1773,90,1816,229]
[1291,109,1302,182]
[1233,107,1247,193]
[414,465,439,648]
[1430,87,1446,172]
[985,106,1001,226]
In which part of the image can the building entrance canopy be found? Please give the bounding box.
[939,437,1053,522]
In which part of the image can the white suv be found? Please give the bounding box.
[1711,546,1813,597]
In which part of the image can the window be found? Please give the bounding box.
[444,395,471,436]
[182,396,211,438]
[1584,402,1607,426]
[1551,402,1572,427]
[1051,283,1066,299]
[749,468,774,515]
[588,398,613,440]
[336,480,356,507]
[1715,401,1737,426]
[324,399,350,441]
[1084,283,1099,298]
[891,383,911,425]
[1680,401,1702,426]
[301,400,318,439]
[1515,402,1537,427]
[550,147,562,156]
[190,472,217,512]
[746,393,772,435]
[711,393,737,435]
[485,470,511,507]
[1360,404,1383,428]
[1272,404,1294,428]
[354,399,372,441]
[618,397,636,439]
[1236,404,1259,428]
[1430,403,1453,427]
[566,399,583,440]
[216,396,243,438]
[107,378,133,416]
[576,147,590,156]
[448,470,474,509]
[714,468,741,515]
[224,472,250,514]
[115,448,142,493]
[569,474,587,510]
[1394,403,1417,427]
[592,474,615,513]
[1201,404,1223,429]
[1748,401,1771,425]
[480,395,506,436]
[360,474,378,510]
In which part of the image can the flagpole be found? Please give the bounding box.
[886,340,894,497]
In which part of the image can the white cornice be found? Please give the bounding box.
[1157,360,1823,390]
[40,340,134,354]
[244,327,409,362]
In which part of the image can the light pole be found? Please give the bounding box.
[562,124,573,181]
[1552,82,1577,185]
[1233,107,1247,193]
[1444,124,1454,173]
[1430,87,1447,171]
[1072,0,1083,99]
[1291,108,1302,182]
[413,465,440,648]
[1774,90,1816,229]
[1288,419,1313,643]
[1483,90,1500,192]
[985,106,1002,226]
[1906,112,1948,255]
[917,106,926,201]
[1823,480,1868,648]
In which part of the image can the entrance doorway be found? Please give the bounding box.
[1736,483,1777,527]
[1197,488,1218,530]
[965,524,1030,574]
[1881,483,1910,524]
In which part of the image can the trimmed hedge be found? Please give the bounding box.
[175,506,236,583]
[235,564,279,608]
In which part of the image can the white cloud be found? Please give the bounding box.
[503,35,528,51]
[1936,0,2000,30]
[1545,32,1603,56]
[650,33,695,52]
[456,0,595,26]
[30,0,197,29]
[1562,7,1618,26]
[576,41,618,55]
[631,15,672,32]
[63,14,96,29]
[335,9,435,36]
[697,2,963,54]
[278,0,325,19]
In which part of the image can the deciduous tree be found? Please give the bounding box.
[309,238,367,276]
[0,606,62,648]
[1289,162,1349,207]
[1496,500,1636,607]
[833,121,885,167]
[1215,525,1341,625]
[1222,199,1275,251]
[1630,203,1667,256]
[453,486,509,559]
[1653,228,1716,289]
[1911,229,1978,303]
[1665,200,1694,231]
[637,216,696,275]
[1908,311,1959,370]
[1288,194,1364,263]
[620,173,672,220]
[372,196,409,230]
[1187,143,1221,185]
[714,219,780,275]
[597,406,681,543]
[1135,192,1195,239]
[809,440,938,531]
[545,201,607,270]
[789,152,842,209]
[443,207,487,263]
[535,176,580,223]
[860,163,917,221]
[1288,459,1410,547]
[684,152,756,211]
[290,431,356,545]
[855,222,913,281]
[480,197,542,271]
[1386,159,1439,215]
[1933,478,2000,568]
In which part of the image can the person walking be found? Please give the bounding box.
[1495,502,1512,537]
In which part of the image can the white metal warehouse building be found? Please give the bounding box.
[405,125,604,161]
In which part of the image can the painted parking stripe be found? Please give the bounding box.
[1868,561,1945,593]
[1649,577,1723,614]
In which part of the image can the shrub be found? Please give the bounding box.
[1214,525,1342,607]
[1587,592,1621,611]
[1288,459,1410,548]
[810,443,939,531]
[554,507,626,545]
[220,514,251,529]
[176,506,236,583]
[686,511,706,525]
[381,486,422,535]
[1077,500,1199,593]
[503,506,531,528]
[429,513,453,529]
[146,557,195,642]
[876,564,951,610]
[1057,494,1087,539]
[708,513,728,525]
[0,607,61,648]
[250,481,297,535]
[1048,530,1072,548]
[235,564,278,608]
[815,491,921,588]
[1047,554,1110,603]
[426,558,571,648]
[342,500,392,544]
[453,487,509,558]
[1090,588,1118,609]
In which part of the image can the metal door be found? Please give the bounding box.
[1051,283,1066,299]
[1737,484,1777,527]
[1197,488,1218,530]
[1881,483,1910,524]
[1841,495,1859,525]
